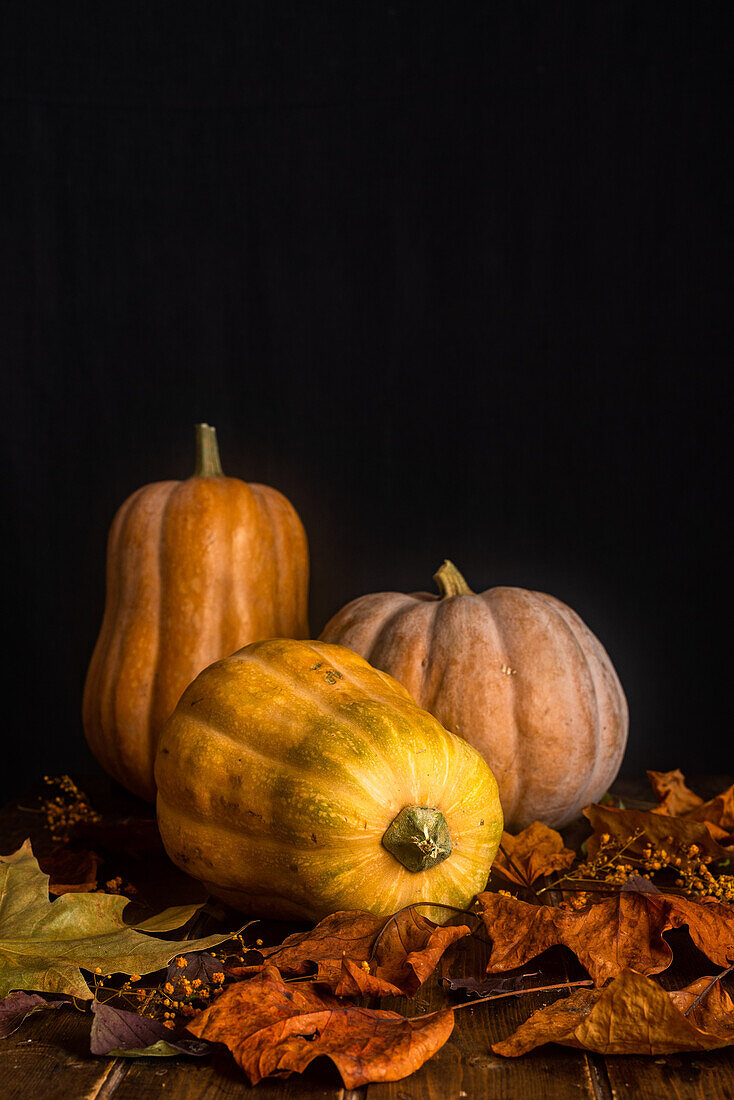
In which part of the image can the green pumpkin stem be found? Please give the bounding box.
[194,423,224,477]
[382,806,453,873]
[433,560,474,598]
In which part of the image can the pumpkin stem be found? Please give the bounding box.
[382,806,453,873]
[433,560,474,598]
[194,423,224,477]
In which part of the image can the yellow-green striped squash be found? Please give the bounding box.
[155,638,503,920]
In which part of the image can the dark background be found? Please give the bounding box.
[1,4,730,804]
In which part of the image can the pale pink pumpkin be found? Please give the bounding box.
[320,561,628,830]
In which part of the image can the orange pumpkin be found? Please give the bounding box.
[320,561,628,830]
[83,424,309,801]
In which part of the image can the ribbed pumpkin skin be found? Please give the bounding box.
[83,476,309,802]
[155,639,503,921]
[321,584,628,830]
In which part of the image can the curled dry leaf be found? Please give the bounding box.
[492,970,734,1057]
[477,878,734,984]
[0,991,68,1039]
[492,822,575,888]
[186,964,454,1088]
[90,1000,210,1058]
[692,787,734,833]
[38,848,100,895]
[583,803,730,860]
[442,971,542,999]
[667,894,734,967]
[648,770,734,832]
[477,881,672,985]
[0,840,234,999]
[647,769,705,816]
[229,907,471,998]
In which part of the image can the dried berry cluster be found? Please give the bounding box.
[555,829,734,902]
[41,775,100,842]
[91,942,258,1028]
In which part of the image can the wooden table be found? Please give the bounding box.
[2,775,734,1100]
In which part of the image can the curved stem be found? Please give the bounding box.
[433,560,474,598]
[410,978,595,1020]
[683,964,734,1017]
[194,423,224,477]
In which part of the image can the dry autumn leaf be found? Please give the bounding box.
[186,964,454,1087]
[478,878,734,984]
[230,907,471,998]
[0,840,234,999]
[648,769,734,832]
[666,894,734,967]
[477,879,672,985]
[647,769,705,816]
[38,847,100,895]
[492,970,734,1056]
[90,1000,210,1058]
[0,991,67,1038]
[492,822,575,888]
[442,971,543,999]
[583,803,730,860]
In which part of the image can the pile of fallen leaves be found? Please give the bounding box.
[1,770,733,1087]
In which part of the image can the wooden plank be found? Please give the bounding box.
[602,1051,734,1100]
[107,1048,354,1100]
[1,1006,126,1100]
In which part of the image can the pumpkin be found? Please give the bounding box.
[154,638,503,920]
[83,424,309,802]
[320,561,628,831]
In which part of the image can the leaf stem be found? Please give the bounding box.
[682,964,734,1017]
[410,978,595,1020]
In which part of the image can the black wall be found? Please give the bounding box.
[2,4,731,804]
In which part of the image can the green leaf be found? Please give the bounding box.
[132,906,203,933]
[0,840,234,1000]
[109,1040,183,1058]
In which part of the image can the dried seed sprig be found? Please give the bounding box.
[40,775,100,843]
[538,828,734,902]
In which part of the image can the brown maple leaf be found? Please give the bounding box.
[648,770,734,831]
[476,880,672,985]
[478,879,734,985]
[492,970,734,1057]
[583,803,730,861]
[229,908,471,998]
[186,964,454,1087]
[492,822,575,888]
